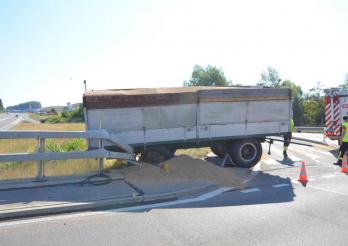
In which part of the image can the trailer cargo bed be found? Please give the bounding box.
[83,86,291,168]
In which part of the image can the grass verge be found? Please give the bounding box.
[0,122,127,180]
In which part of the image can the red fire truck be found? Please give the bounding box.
[324,88,348,140]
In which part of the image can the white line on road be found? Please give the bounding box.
[0,187,234,228]
[323,174,337,179]
[252,162,261,171]
[306,153,320,160]
[272,142,320,161]
[240,188,260,193]
[272,183,290,188]
[317,150,335,157]
[0,116,13,122]
[308,185,348,197]
[270,147,302,161]
[0,118,22,130]
[262,159,279,165]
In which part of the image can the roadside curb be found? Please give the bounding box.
[0,174,124,192]
[0,183,221,221]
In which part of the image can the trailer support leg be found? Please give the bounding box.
[221,153,236,167]
[98,139,104,175]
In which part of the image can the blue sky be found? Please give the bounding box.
[1,0,348,107]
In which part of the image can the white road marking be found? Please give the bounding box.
[0,187,234,228]
[286,156,302,162]
[266,146,302,161]
[272,183,290,188]
[0,118,22,130]
[317,150,335,157]
[252,162,261,171]
[271,142,324,162]
[240,188,260,193]
[241,171,259,184]
[307,153,320,160]
[308,185,348,197]
[323,174,336,179]
[289,147,321,162]
[263,159,279,165]
[0,115,12,122]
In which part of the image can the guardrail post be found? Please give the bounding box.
[35,137,46,181]
[98,138,104,175]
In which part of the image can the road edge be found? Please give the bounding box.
[0,183,225,221]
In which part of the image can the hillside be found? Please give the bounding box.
[6,101,41,111]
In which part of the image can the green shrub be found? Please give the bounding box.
[46,106,84,124]
[46,116,65,123]
[46,140,64,152]
[61,139,85,151]
[45,139,85,152]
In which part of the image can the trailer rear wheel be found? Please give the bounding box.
[210,142,228,158]
[140,146,174,165]
[230,139,262,168]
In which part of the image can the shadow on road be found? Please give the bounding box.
[0,174,296,215]
[0,156,297,217]
[329,148,340,159]
[131,175,295,212]
[277,156,299,166]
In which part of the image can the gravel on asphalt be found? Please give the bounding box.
[120,155,250,188]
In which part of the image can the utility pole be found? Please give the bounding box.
[83,80,87,92]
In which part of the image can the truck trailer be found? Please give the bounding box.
[83,86,292,168]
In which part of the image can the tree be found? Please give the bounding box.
[303,82,325,126]
[0,99,4,112]
[279,80,305,125]
[184,65,232,87]
[339,73,348,88]
[258,67,281,87]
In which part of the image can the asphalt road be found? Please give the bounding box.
[0,138,347,246]
[0,113,25,130]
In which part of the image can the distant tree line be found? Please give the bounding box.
[184,65,335,126]
[257,67,325,126]
[46,104,84,123]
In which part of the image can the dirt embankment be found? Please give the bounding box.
[120,155,251,188]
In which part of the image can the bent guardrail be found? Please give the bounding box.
[296,127,324,132]
[0,130,135,181]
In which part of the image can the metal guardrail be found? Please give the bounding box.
[0,130,135,181]
[296,127,324,132]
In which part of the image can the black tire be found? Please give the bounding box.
[210,142,228,158]
[140,146,174,165]
[229,139,262,168]
[168,146,177,154]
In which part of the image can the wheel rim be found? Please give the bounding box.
[239,143,257,162]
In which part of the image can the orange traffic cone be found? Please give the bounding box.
[341,154,348,173]
[298,161,308,184]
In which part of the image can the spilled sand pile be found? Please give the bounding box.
[120,155,251,188]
